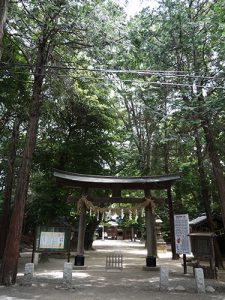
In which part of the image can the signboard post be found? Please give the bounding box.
[174,214,191,274]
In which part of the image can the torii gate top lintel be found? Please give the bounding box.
[53,169,182,191]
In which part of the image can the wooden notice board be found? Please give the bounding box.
[33,226,71,262]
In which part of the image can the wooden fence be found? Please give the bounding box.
[106,252,123,271]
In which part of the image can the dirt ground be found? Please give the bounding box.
[0,239,225,300]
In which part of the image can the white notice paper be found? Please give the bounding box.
[174,214,191,254]
[39,232,65,249]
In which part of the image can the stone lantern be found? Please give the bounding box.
[155,217,167,253]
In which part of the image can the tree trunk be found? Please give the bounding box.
[84,218,99,250]
[164,142,177,259]
[195,129,224,268]
[194,130,215,229]
[0,118,20,258]
[201,117,225,230]
[0,0,8,60]
[0,38,48,284]
[167,187,178,259]
[163,96,178,260]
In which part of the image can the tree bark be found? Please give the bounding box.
[201,117,225,230]
[0,0,8,60]
[167,187,178,259]
[194,129,224,268]
[84,218,99,250]
[0,37,49,285]
[194,130,214,228]
[163,95,178,260]
[0,118,20,258]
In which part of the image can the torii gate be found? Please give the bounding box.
[53,169,182,267]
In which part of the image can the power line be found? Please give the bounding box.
[1,62,224,90]
[56,74,224,89]
[1,70,225,90]
[0,61,223,81]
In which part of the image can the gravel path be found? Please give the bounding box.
[0,240,225,300]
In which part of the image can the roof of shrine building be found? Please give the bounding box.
[53,169,182,190]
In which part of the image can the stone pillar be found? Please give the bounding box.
[24,263,34,286]
[195,268,205,293]
[160,266,169,291]
[63,262,73,288]
[33,252,39,266]
[145,190,156,267]
[75,200,86,266]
